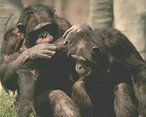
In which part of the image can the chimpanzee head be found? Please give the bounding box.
[17,3,60,47]
[62,29,108,78]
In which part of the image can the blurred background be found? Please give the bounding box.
[22,0,89,24]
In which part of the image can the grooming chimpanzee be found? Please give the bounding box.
[0,27,25,92]
[0,4,81,117]
[61,23,146,117]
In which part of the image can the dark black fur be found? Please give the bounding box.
[61,23,146,117]
[0,4,81,117]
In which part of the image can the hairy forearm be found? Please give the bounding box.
[0,43,56,82]
[0,51,30,82]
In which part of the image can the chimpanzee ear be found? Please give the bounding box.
[92,46,98,49]
[92,45,101,53]
[52,9,56,13]
[49,8,56,17]
[17,22,25,33]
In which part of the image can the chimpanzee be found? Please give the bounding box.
[0,27,24,92]
[0,4,81,117]
[61,23,146,117]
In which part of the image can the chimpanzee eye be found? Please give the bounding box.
[63,40,70,46]
[39,31,49,38]
[17,23,26,33]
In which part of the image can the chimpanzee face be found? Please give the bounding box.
[63,38,96,78]
[62,33,108,78]
[27,23,59,47]
[16,3,63,47]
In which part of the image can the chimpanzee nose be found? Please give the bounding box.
[40,31,48,38]
[36,33,54,44]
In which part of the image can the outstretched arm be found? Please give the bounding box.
[0,28,56,89]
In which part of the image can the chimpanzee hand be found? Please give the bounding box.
[62,23,93,45]
[25,43,56,60]
[63,23,92,38]
[63,23,92,37]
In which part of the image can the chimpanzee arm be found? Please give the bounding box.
[0,28,24,90]
[0,28,56,89]
[49,90,81,117]
[133,66,146,116]
[71,79,94,117]
[0,44,56,82]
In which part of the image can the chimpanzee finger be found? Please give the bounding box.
[63,31,78,44]
[39,54,52,59]
[63,23,92,39]
[45,44,57,50]
[62,24,79,38]
[42,50,56,55]
[63,27,73,39]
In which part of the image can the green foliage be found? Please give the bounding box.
[0,90,17,117]
[0,89,34,117]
